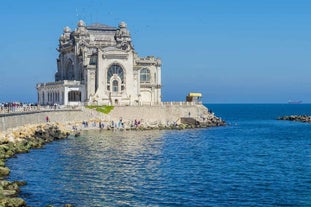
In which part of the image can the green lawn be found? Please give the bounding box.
[85,105,114,114]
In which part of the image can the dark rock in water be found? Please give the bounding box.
[12,181,26,187]
[277,115,311,123]
[180,116,225,128]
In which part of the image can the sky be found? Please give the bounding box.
[0,0,310,103]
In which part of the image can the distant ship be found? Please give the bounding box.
[288,100,302,104]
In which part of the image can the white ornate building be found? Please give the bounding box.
[37,20,162,106]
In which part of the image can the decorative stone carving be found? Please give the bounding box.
[135,56,162,66]
[115,21,133,51]
[58,26,72,48]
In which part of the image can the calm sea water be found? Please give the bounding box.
[7,104,311,207]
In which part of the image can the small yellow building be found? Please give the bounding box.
[186,93,202,103]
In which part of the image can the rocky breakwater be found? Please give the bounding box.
[179,116,225,130]
[277,115,311,123]
[0,123,70,207]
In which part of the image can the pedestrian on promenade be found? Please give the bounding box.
[46,116,49,122]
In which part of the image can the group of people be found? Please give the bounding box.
[70,118,143,131]
[111,118,124,129]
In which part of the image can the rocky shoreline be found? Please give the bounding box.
[0,115,225,207]
[277,115,311,123]
[0,123,70,207]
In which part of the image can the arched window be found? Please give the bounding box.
[65,60,74,80]
[140,68,150,82]
[107,64,124,83]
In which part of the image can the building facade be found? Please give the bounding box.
[37,20,162,106]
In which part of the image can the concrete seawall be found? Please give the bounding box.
[0,109,108,132]
[109,105,214,123]
[0,105,221,132]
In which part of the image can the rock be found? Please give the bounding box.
[12,181,26,187]
[277,115,311,123]
[3,189,17,197]
[0,181,11,188]
[14,141,30,154]
[0,197,26,207]
[5,182,19,192]
[0,160,5,167]
[0,167,10,176]
[0,180,23,192]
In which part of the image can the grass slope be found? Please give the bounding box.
[85,105,114,114]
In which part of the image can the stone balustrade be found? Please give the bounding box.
[0,102,202,115]
[161,101,202,106]
[0,105,83,115]
[0,106,40,114]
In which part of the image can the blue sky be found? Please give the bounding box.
[0,0,310,103]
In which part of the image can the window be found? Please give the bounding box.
[68,91,81,102]
[107,64,125,92]
[140,68,150,82]
[89,54,97,65]
[112,80,118,92]
[107,64,124,83]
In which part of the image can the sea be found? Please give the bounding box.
[6,104,311,207]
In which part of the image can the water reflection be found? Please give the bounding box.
[57,130,166,206]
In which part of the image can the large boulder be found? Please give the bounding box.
[0,159,5,167]
[0,197,26,207]
[0,167,10,176]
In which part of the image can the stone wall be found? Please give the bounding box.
[0,109,108,132]
[109,105,214,124]
[0,105,217,132]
